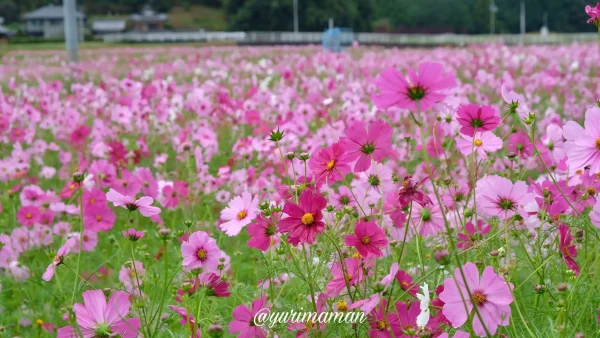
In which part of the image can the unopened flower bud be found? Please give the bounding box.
[435,249,450,265]
[184,220,193,228]
[534,285,545,294]
[208,322,224,337]
[557,282,568,292]
[268,128,284,142]
[507,152,517,159]
[285,152,295,160]
[158,228,171,240]
[298,152,310,161]
[72,171,85,183]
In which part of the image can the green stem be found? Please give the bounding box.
[70,183,84,305]
[151,239,169,337]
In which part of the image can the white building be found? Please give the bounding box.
[23,4,85,40]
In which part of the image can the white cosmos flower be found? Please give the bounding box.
[416,283,430,328]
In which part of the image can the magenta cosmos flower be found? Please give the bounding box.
[219,192,259,236]
[279,189,327,245]
[122,228,145,241]
[344,221,388,257]
[229,295,268,338]
[476,175,533,220]
[439,263,513,337]
[181,231,221,272]
[340,119,393,172]
[106,188,161,217]
[17,205,41,227]
[563,107,600,173]
[247,214,278,251]
[586,3,600,24]
[456,104,501,136]
[57,290,140,338]
[398,175,432,208]
[558,224,580,275]
[372,62,456,112]
[308,142,352,185]
[456,131,503,159]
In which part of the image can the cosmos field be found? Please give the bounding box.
[1,43,600,337]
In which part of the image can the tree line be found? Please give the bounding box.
[0,0,596,33]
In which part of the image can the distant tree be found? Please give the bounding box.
[0,1,19,23]
[224,0,374,31]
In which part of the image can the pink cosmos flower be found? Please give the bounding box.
[229,295,268,338]
[409,201,445,237]
[558,224,580,275]
[56,290,140,338]
[181,231,221,272]
[83,206,116,232]
[372,62,457,112]
[279,189,327,245]
[439,263,513,337]
[455,131,503,159]
[169,306,201,338]
[83,188,107,210]
[247,215,278,251]
[326,257,366,296]
[438,331,470,338]
[344,221,388,257]
[106,188,161,217]
[122,228,145,241]
[17,205,41,227]
[119,260,145,290]
[308,142,352,185]
[590,198,600,228]
[340,120,393,172]
[457,220,491,250]
[456,104,501,136]
[508,131,534,158]
[476,175,533,220]
[42,237,78,281]
[71,230,99,252]
[134,167,158,198]
[563,107,600,173]
[162,181,188,208]
[69,125,90,145]
[219,192,259,236]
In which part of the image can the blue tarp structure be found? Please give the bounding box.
[322,28,353,52]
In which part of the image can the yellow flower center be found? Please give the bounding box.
[36,319,44,325]
[376,320,387,330]
[336,300,348,312]
[70,184,76,190]
[596,138,600,150]
[301,213,315,225]
[344,273,352,282]
[90,198,96,204]
[473,291,487,305]
[96,215,102,221]
[25,213,32,219]
[361,236,371,244]
[326,159,335,170]
[237,210,247,220]
[197,249,207,261]
[587,187,597,195]
[474,139,483,147]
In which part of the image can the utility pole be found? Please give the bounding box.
[519,0,525,44]
[63,0,79,62]
[489,0,498,34]
[293,0,299,33]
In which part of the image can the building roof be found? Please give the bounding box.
[129,6,167,23]
[92,20,126,32]
[23,4,84,20]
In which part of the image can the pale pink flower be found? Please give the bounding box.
[219,192,259,236]
[455,131,503,159]
[106,188,161,217]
